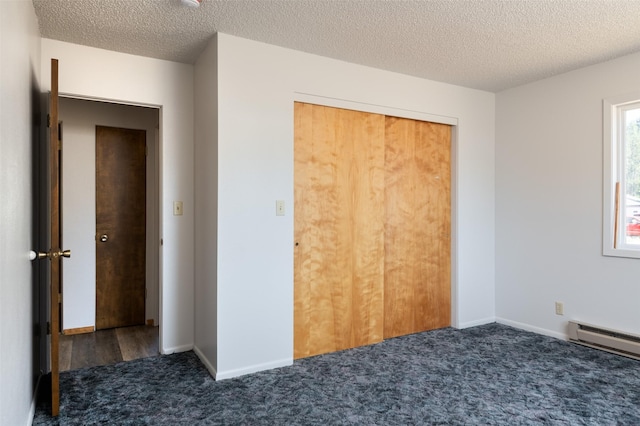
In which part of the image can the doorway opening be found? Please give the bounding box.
[57,97,161,370]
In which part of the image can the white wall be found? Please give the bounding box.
[41,39,195,353]
[59,98,159,331]
[496,52,640,339]
[195,34,496,379]
[0,1,41,424]
[194,35,219,373]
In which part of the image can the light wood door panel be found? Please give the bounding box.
[294,102,385,359]
[96,126,146,330]
[384,116,451,338]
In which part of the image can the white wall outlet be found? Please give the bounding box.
[555,301,564,316]
[276,200,285,216]
[173,201,183,216]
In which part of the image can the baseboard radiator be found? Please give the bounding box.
[568,321,640,360]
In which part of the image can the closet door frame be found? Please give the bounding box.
[293,93,459,353]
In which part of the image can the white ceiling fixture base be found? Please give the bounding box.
[180,0,201,8]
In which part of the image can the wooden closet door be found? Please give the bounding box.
[294,102,385,359]
[95,126,146,330]
[384,117,451,338]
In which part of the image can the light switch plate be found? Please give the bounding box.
[173,201,183,216]
[276,200,285,216]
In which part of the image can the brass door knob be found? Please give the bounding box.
[30,249,71,260]
[50,249,71,259]
[100,234,108,242]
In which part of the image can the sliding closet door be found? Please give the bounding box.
[384,117,451,339]
[294,102,385,359]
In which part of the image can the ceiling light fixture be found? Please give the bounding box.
[180,0,201,7]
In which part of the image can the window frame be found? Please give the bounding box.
[603,92,640,259]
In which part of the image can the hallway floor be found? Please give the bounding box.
[59,325,159,371]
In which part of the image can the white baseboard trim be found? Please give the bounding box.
[457,316,496,329]
[193,346,217,379]
[496,317,567,341]
[214,357,293,381]
[192,346,293,381]
[161,343,193,355]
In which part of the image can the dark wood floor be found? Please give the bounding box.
[59,325,159,372]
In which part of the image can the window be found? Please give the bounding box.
[603,92,640,258]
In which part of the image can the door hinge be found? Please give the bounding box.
[58,293,62,304]
[47,114,50,128]
[57,140,62,151]
[47,322,51,335]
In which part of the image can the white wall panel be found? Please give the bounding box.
[0,1,41,424]
[194,34,219,375]
[41,39,195,353]
[207,34,496,377]
[496,51,640,338]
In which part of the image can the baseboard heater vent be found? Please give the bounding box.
[568,321,640,360]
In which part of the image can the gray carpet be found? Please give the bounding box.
[34,323,640,425]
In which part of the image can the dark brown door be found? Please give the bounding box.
[36,58,69,416]
[48,58,63,417]
[95,126,146,330]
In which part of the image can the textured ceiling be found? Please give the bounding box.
[32,0,640,92]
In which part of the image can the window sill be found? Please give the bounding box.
[603,247,640,259]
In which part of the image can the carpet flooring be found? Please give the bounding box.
[33,323,640,425]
